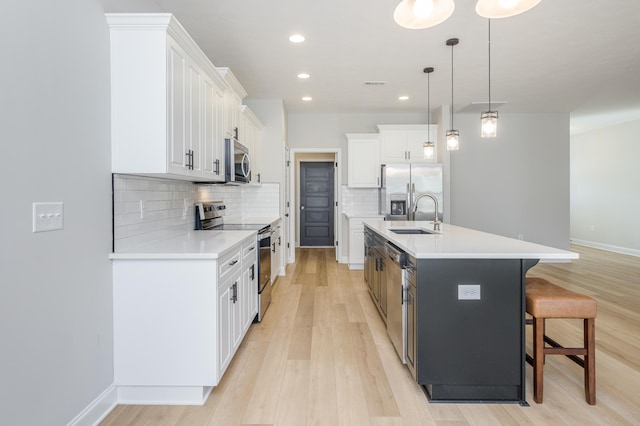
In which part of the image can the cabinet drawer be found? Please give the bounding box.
[219,248,241,281]
[242,239,258,264]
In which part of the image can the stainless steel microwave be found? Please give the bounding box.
[225,138,251,184]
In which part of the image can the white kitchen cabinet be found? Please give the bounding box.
[217,246,242,375]
[112,233,257,404]
[347,215,383,269]
[202,73,226,181]
[271,219,282,284]
[378,124,438,164]
[346,134,381,188]
[107,13,228,182]
[241,105,264,185]
[217,67,247,141]
[241,238,258,333]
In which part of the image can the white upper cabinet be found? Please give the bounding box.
[377,124,438,164]
[217,68,247,141]
[107,13,227,182]
[346,133,380,188]
[241,106,264,185]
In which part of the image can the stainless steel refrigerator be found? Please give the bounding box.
[380,163,444,221]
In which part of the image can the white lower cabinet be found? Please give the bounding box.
[271,219,282,284]
[347,216,383,269]
[112,234,257,404]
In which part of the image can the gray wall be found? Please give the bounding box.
[570,119,640,255]
[449,113,571,249]
[0,1,114,424]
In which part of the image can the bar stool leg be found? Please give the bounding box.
[533,317,545,403]
[585,318,596,405]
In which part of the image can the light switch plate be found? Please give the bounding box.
[33,202,64,232]
[458,284,481,300]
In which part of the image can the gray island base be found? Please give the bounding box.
[363,220,577,405]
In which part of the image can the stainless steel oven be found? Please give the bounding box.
[195,201,271,321]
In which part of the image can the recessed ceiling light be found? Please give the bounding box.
[302,96,312,101]
[297,73,310,79]
[399,96,410,101]
[289,34,305,43]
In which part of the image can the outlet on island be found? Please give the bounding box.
[458,284,481,300]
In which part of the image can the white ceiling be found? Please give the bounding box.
[103,0,640,134]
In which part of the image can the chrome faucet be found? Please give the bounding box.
[412,193,441,231]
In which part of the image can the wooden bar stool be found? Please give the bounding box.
[525,277,597,404]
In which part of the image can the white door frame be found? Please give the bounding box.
[288,148,342,264]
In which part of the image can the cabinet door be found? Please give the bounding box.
[218,278,233,375]
[186,60,203,175]
[349,229,365,267]
[380,131,408,163]
[271,228,280,284]
[405,130,425,163]
[231,274,243,349]
[202,76,225,181]
[347,136,380,187]
[167,39,188,173]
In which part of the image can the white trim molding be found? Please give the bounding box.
[66,384,117,426]
[571,239,640,257]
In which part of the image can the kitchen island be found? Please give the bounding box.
[364,220,578,405]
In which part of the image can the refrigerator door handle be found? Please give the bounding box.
[411,183,416,221]
[406,183,411,220]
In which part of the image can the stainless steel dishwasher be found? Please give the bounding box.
[385,241,406,363]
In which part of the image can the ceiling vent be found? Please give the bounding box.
[364,81,387,86]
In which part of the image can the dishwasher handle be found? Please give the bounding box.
[385,242,405,265]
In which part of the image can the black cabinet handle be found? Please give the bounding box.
[229,259,238,266]
[214,159,220,175]
[278,236,281,246]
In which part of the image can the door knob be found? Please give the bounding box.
[301,206,305,210]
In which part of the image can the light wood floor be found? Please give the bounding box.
[101,245,640,425]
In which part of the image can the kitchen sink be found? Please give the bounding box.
[390,228,435,235]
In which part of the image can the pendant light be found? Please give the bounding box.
[423,67,435,159]
[446,38,459,151]
[481,19,498,138]
[394,0,455,29]
[475,0,542,19]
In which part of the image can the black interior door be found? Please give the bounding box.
[300,162,334,246]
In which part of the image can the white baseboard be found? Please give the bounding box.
[67,384,117,426]
[117,385,213,405]
[348,263,364,270]
[571,239,640,257]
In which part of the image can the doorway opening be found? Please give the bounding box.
[288,149,342,264]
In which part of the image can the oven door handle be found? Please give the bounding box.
[241,153,251,178]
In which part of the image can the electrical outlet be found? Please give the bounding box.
[32,202,64,232]
[458,284,481,300]
[517,234,524,240]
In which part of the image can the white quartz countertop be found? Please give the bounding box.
[109,230,256,260]
[364,220,578,261]
[224,216,281,226]
[343,213,385,219]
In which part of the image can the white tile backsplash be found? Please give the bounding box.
[341,185,379,215]
[113,175,197,251]
[113,175,281,251]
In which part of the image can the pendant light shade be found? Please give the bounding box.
[446,38,459,151]
[475,0,541,19]
[394,0,455,29]
[423,67,435,159]
[481,111,498,137]
[481,19,498,138]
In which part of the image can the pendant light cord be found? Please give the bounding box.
[450,43,454,128]
[427,71,431,141]
[488,19,491,112]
